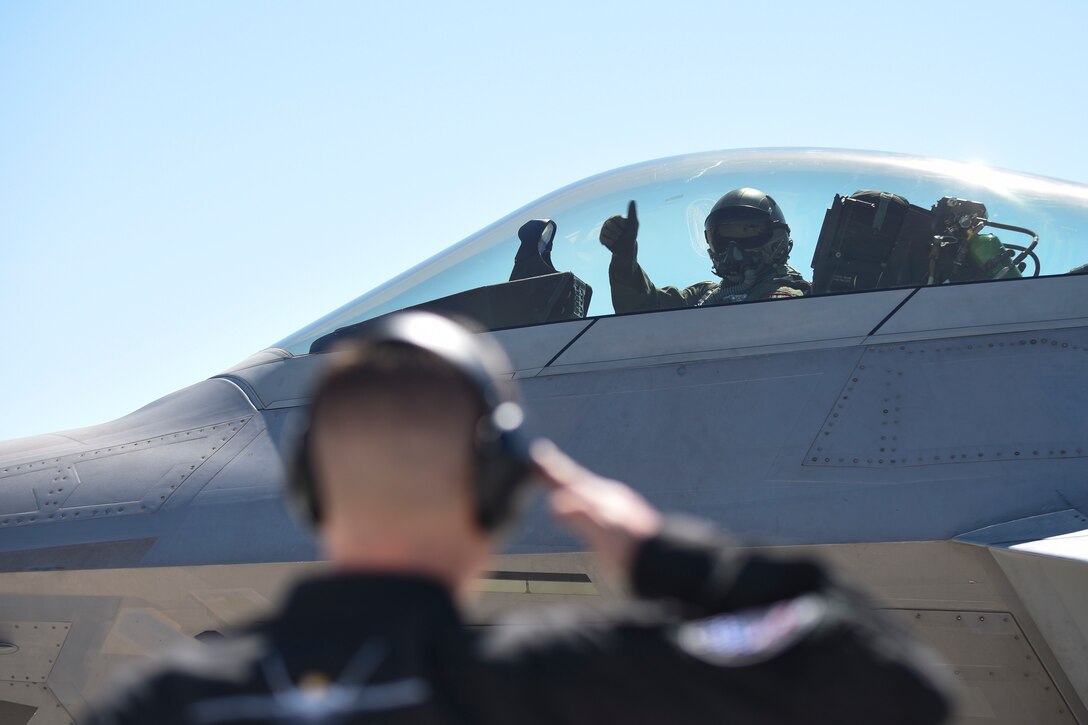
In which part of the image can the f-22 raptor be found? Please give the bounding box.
[1,149,1087,724]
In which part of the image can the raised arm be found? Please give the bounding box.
[512,441,953,725]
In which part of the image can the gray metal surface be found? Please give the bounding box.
[2,271,1088,723]
[870,275,1088,342]
[543,288,913,373]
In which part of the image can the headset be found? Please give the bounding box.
[289,311,534,532]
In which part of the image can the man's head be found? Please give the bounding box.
[703,188,792,284]
[292,313,531,593]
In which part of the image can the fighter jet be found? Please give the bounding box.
[1,149,1086,724]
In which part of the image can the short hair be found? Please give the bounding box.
[308,338,486,450]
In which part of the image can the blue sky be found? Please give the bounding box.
[2,1,1087,441]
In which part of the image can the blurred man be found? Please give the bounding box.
[87,312,948,725]
[602,189,811,312]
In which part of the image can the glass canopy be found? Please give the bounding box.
[275,149,1088,355]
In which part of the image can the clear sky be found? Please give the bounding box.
[2,1,1086,441]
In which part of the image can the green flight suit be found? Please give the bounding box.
[608,252,811,314]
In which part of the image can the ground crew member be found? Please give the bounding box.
[86,312,949,725]
[602,189,811,312]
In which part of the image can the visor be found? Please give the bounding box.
[704,207,776,251]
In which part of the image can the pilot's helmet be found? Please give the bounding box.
[703,188,792,280]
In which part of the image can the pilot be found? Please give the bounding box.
[602,188,811,312]
[86,312,949,725]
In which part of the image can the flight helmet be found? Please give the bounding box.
[703,188,793,281]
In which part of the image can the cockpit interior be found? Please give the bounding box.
[275,149,1088,356]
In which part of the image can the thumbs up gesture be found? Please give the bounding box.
[599,200,639,257]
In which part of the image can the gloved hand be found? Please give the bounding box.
[599,200,639,257]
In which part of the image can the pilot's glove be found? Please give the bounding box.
[600,200,639,257]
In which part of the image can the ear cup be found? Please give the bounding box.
[474,431,533,531]
[289,428,323,526]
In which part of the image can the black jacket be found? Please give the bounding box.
[86,519,951,724]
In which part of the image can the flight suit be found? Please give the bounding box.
[85,518,950,725]
[609,252,811,314]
